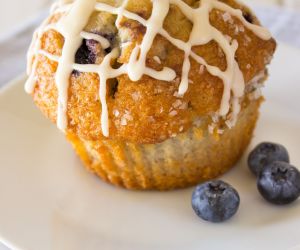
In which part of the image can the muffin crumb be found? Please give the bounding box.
[169,110,178,117]
[199,65,205,74]
[113,109,120,117]
[222,12,234,24]
[131,91,141,101]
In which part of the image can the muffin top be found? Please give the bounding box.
[25,0,276,144]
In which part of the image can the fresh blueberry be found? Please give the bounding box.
[257,161,300,205]
[248,142,290,176]
[191,180,240,223]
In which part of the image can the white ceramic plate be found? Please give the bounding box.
[0,44,300,250]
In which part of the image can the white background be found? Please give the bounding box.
[0,0,52,36]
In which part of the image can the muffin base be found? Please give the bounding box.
[66,100,261,190]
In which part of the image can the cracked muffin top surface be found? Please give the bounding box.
[26,0,276,144]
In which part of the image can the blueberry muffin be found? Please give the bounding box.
[25,0,276,190]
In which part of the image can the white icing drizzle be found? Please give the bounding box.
[51,2,72,14]
[153,56,161,64]
[38,50,60,62]
[80,31,110,49]
[56,0,97,130]
[25,0,272,137]
[25,15,54,92]
[115,0,129,28]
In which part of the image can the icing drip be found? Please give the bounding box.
[153,56,161,64]
[25,0,272,137]
[80,31,110,49]
[115,0,129,28]
[127,1,172,82]
[55,0,97,130]
[25,16,55,93]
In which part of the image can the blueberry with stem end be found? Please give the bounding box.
[191,180,240,223]
[248,142,290,176]
[257,161,300,205]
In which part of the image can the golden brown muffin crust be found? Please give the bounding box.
[30,0,276,144]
